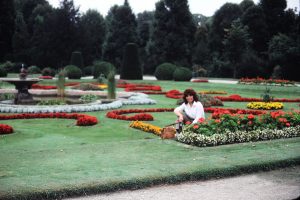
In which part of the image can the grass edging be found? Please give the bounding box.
[2,157,300,200]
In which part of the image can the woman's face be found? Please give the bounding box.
[186,95,194,103]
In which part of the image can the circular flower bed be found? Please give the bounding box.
[0,124,13,134]
[247,102,284,110]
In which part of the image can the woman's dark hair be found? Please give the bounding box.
[183,88,199,104]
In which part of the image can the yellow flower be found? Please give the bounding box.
[247,102,284,110]
[129,121,162,135]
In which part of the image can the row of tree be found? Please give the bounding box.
[0,0,299,80]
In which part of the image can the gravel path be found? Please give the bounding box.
[65,166,300,200]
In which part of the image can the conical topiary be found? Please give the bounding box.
[120,43,142,80]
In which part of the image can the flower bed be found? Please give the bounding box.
[239,77,295,86]
[191,79,209,83]
[129,121,162,136]
[215,94,300,102]
[106,108,173,121]
[0,113,98,126]
[38,76,53,79]
[247,102,284,110]
[31,84,57,90]
[177,111,300,147]
[0,124,13,134]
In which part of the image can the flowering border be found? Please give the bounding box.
[129,121,162,136]
[214,94,300,102]
[0,113,98,129]
[239,77,295,86]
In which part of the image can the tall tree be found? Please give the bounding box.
[259,0,287,38]
[79,9,106,66]
[209,3,242,54]
[45,0,81,68]
[12,12,30,63]
[241,5,268,54]
[268,33,300,81]
[102,1,137,70]
[148,0,196,69]
[0,0,15,62]
[223,19,252,78]
[137,11,154,74]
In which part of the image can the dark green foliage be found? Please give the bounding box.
[107,71,116,99]
[223,19,252,78]
[93,61,115,79]
[12,12,30,63]
[173,67,192,81]
[239,0,255,12]
[102,1,138,70]
[63,65,82,79]
[0,61,15,73]
[0,66,8,77]
[209,3,242,53]
[70,51,84,68]
[0,0,15,62]
[241,5,268,53]
[83,66,94,76]
[268,33,300,81]
[41,67,55,76]
[27,65,41,74]
[154,63,177,80]
[79,10,106,65]
[271,65,282,79]
[148,0,196,68]
[120,43,142,80]
[72,83,101,91]
[261,87,273,102]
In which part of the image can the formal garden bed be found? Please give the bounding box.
[0,78,300,200]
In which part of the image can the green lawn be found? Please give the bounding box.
[1,79,300,200]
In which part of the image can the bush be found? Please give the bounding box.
[83,66,93,76]
[41,67,56,77]
[70,51,84,69]
[93,61,115,79]
[0,66,7,77]
[120,43,142,80]
[27,65,41,74]
[173,67,192,81]
[154,63,177,80]
[0,61,15,73]
[64,65,82,79]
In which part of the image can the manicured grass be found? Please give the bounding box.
[0,79,300,200]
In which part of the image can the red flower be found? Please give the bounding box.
[185,121,192,125]
[0,124,14,134]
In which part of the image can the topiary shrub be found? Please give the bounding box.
[0,66,7,77]
[107,71,116,99]
[93,61,115,79]
[64,65,82,79]
[70,51,84,69]
[173,67,192,81]
[120,43,142,80]
[83,66,94,76]
[154,63,177,80]
[28,65,41,74]
[41,67,56,77]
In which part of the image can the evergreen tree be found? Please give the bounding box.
[148,0,196,69]
[0,0,15,61]
[239,0,255,12]
[120,43,142,80]
[259,0,287,38]
[102,1,138,71]
[79,9,106,66]
[209,3,242,54]
[241,5,269,53]
[12,12,30,63]
[223,19,252,78]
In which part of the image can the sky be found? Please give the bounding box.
[47,0,299,17]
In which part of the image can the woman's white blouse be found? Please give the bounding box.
[174,101,205,124]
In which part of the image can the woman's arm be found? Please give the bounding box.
[192,102,205,124]
[174,104,184,122]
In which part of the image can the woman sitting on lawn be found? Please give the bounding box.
[174,88,205,133]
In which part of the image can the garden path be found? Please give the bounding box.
[65,165,300,200]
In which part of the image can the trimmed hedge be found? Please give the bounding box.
[154,63,177,80]
[173,67,192,81]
